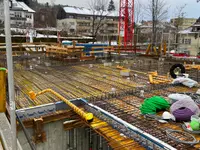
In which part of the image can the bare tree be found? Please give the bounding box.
[145,0,168,47]
[88,0,109,41]
[134,0,143,39]
[173,4,187,47]
[56,22,73,37]
[50,0,56,6]
[134,0,143,23]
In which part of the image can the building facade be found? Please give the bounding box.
[137,21,176,44]
[0,0,35,29]
[179,18,200,56]
[57,6,119,41]
[170,18,197,30]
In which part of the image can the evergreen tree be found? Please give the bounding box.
[107,0,115,12]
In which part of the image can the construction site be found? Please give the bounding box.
[2,0,200,150]
[1,40,200,150]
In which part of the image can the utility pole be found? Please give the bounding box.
[4,0,17,150]
[198,31,200,54]
[152,0,155,50]
[168,30,171,56]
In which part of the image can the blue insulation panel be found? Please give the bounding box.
[62,43,108,56]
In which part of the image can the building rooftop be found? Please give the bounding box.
[139,22,176,29]
[63,6,118,17]
[179,27,193,34]
[179,18,200,34]
[12,1,35,13]
[171,18,197,20]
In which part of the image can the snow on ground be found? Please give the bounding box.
[89,41,118,45]
[36,33,57,38]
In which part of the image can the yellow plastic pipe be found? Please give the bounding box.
[29,89,94,122]
[149,75,154,84]
[0,69,6,112]
[153,47,158,55]
[163,41,167,55]
[145,44,151,55]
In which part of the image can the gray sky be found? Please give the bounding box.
[38,0,200,19]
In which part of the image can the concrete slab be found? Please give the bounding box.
[0,113,22,150]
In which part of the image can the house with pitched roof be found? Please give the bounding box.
[178,18,200,56]
[0,0,35,28]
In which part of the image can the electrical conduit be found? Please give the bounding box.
[29,89,94,122]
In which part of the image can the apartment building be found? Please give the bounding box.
[171,18,197,30]
[178,18,200,56]
[57,6,119,41]
[0,0,35,28]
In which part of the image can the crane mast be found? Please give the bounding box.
[119,0,134,47]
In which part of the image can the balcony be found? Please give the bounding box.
[77,26,91,30]
[76,19,91,23]
[106,20,118,24]
[106,27,118,31]
[11,17,26,21]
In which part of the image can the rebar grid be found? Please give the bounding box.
[14,60,146,109]
[85,85,199,150]
[9,56,200,149]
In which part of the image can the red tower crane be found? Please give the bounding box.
[119,0,134,47]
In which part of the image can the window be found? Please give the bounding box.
[85,17,90,20]
[182,39,184,44]
[184,39,191,45]
[41,15,45,21]
[26,13,32,19]
[78,22,90,26]
[70,29,75,33]
[26,23,31,26]
[15,12,22,18]
[69,15,74,18]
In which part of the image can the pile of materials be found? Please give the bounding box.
[170,98,199,122]
[140,91,200,145]
[172,77,198,88]
[168,93,200,122]
[140,96,170,115]
[140,91,200,123]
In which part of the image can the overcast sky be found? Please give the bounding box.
[38,0,200,19]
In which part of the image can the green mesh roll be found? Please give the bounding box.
[0,68,7,71]
[140,96,170,115]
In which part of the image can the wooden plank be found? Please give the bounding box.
[0,137,4,150]
[91,46,113,49]
[0,71,6,112]
[63,120,85,130]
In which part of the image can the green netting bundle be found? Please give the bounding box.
[140,96,170,115]
[0,68,7,71]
